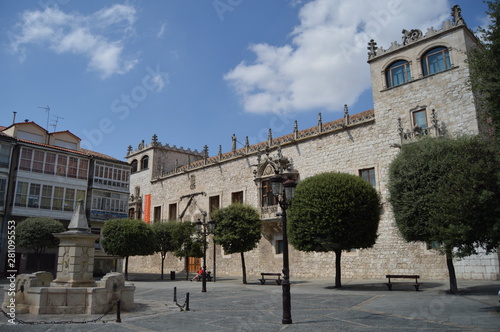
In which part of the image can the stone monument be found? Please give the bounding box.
[51,200,99,288]
[2,201,135,314]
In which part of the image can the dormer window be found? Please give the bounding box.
[386,60,412,88]
[422,46,451,76]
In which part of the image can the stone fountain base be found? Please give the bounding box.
[3,271,135,314]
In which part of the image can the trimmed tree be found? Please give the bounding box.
[468,0,500,147]
[388,136,500,294]
[152,221,176,280]
[288,172,381,288]
[212,203,262,284]
[101,218,156,280]
[152,220,199,279]
[16,217,66,271]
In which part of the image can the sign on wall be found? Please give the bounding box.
[143,194,151,223]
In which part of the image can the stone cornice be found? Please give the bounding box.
[151,109,375,182]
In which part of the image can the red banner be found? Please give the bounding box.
[143,194,151,223]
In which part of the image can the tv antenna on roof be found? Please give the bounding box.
[38,105,50,130]
[50,115,64,132]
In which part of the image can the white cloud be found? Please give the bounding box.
[93,4,136,29]
[472,11,491,41]
[157,23,166,38]
[150,73,167,92]
[225,0,451,114]
[10,4,138,78]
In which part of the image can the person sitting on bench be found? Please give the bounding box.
[191,268,204,282]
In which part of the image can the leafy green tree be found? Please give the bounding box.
[16,217,66,271]
[212,203,262,284]
[388,136,500,294]
[171,220,202,259]
[101,218,155,280]
[468,0,500,147]
[288,173,381,288]
[152,221,176,279]
[152,220,200,279]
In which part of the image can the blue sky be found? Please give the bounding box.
[0,0,490,160]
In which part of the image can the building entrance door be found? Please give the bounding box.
[188,257,201,273]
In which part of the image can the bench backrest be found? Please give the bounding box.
[386,275,420,278]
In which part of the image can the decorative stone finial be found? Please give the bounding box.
[232,134,237,152]
[152,134,159,146]
[397,117,404,143]
[367,39,378,59]
[67,200,90,233]
[344,105,350,126]
[277,145,283,159]
[203,145,209,163]
[451,5,464,26]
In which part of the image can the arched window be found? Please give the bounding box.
[140,156,149,170]
[386,60,412,88]
[131,160,138,173]
[422,46,451,76]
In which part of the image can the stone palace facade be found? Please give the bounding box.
[126,6,499,281]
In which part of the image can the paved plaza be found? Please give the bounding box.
[1,273,499,331]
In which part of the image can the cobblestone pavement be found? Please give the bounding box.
[1,274,499,331]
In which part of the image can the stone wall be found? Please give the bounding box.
[127,20,499,281]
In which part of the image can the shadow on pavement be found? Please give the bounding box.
[324,282,445,292]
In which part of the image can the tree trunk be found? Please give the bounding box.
[334,248,342,288]
[125,256,129,281]
[241,252,247,284]
[35,253,42,272]
[160,253,165,280]
[445,246,458,294]
[36,248,44,272]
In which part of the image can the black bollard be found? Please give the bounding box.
[174,286,177,303]
[185,292,190,311]
[116,299,122,323]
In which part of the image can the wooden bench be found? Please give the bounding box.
[259,273,282,285]
[195,271,213,282]
[385,274,421,291]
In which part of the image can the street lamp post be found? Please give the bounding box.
[195,213,215,293]
[270,172,296,325]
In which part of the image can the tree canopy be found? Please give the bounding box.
[212,203,262,284]
[101,218,156,280]
[170,221,203,259]
[288,172,381,287]
[468,0,500,147]
[17,217,66,255]
[152,220,200,279]
[388,136,500,293]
